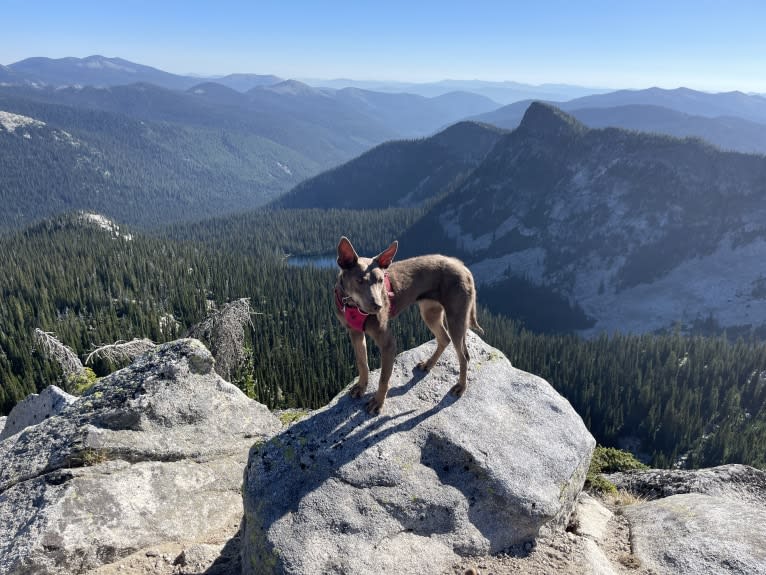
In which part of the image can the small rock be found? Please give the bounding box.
[0,385,75,440]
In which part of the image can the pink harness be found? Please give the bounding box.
[334,275,396,333]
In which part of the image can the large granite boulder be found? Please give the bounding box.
[0,384,75,440]
[608,465,766,575]
[241,333,596,575]
[0,338,281,575]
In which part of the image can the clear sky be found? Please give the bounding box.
[2,0,765,92]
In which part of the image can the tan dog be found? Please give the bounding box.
[334,236,483,414]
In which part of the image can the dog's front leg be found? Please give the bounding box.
[349,329,369,398]
[367,331,396,414]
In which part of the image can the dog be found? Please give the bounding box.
[334,236,483,414]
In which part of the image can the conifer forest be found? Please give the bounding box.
[1,208,764,470]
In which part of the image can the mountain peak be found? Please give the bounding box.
[262,79,322,96]
[519,101,586,138]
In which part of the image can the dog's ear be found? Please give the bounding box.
[337,236,359,270]
[375,240,398,269]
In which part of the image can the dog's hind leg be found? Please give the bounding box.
[349,330,369,398]
[446,309,470,397]
[416,299,451,372]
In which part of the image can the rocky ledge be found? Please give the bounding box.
[3,335,763,575]
[241,332,596,575]
[606,465,766,575]
[0,338,281,575]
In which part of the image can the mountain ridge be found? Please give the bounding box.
[273,121,506,209]
[0,74,500,229]
[472,87,766,154]
[410,104,766,334]
[274,101,766,335]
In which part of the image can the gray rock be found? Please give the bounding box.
[0,338,281,575]
[241,333,595,575]
[0,416,6,437]
[607,463,766,502]
[610,465,766,575]
[574,492,612,541]
[574,494,617,575]
[0,384,75,440]
[625,492,766,575]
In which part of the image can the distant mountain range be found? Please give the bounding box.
[0,71,500,228]
[2,55,612,104]
[297,78,611,104]
[6,56,766,157]
[281,102,766,335]
[3,55,285,93]
[473,88,766,154]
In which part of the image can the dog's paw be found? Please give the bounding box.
[449,383,466,397]
[366,394,386,415]
[350,383,366,398]
[416,360,432,372]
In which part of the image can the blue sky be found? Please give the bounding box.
[3,0,765,92]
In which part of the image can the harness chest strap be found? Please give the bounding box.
[334,274,396,333]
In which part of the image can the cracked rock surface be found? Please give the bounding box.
[0,338,280,575]
[608,465,766,575]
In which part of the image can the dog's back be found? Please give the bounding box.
[389,254,483,334]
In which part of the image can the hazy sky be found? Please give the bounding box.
[3,0,765,92]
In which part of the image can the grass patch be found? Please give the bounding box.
[277,409,309,426]
[70,447,111,467]
[586,445,648,494]
[68,367,99,395]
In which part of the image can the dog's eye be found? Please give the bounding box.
[356,278,364,285]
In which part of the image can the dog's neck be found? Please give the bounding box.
[335,273,396,331]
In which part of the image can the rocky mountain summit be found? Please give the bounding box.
[1,336,765,574]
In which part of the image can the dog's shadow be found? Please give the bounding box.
[385,365,430,398]
[220,366,464,567]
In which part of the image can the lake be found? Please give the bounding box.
[286,255,336,269]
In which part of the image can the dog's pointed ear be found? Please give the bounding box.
[375,240,398,269]
[337,236,359,270]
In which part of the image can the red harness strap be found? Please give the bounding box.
[334,274,396,333]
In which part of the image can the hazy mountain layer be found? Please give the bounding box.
[0,77,500,228]
[274,121,506,209]
[473,88,766,155]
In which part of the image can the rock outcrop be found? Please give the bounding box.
[607,465,766,575]
[4,334,762,575]
[0,338,281,575]
[241,333,596,575]
[0,384,75,441]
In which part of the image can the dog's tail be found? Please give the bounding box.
[470,302,484,335]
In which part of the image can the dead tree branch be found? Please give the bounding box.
[85,338,156,368]
[187,298,255,381]
[33,328,84,377]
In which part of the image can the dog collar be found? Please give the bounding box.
[334,274,396,333]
